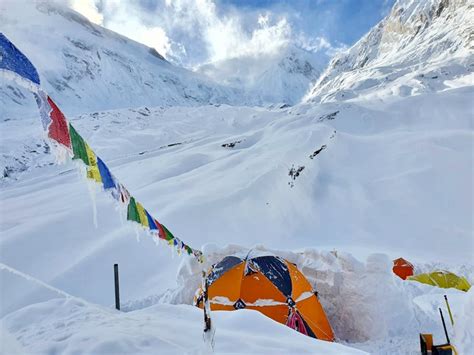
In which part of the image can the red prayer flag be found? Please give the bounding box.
[47,96,71,148]
[155,219,167,240]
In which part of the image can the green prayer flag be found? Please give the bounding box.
[127,197,140,223]
[69,124,89,165]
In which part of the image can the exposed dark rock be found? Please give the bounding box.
[318,111,339,122]
[288,165,305,187]
[309,145,327,159]
[222,140,242,148]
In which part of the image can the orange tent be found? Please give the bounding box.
[392,257,414,280]
[194,251,334,341]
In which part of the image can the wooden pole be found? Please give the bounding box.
[114,264,120,311]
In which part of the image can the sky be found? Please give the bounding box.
[69,0,395,68]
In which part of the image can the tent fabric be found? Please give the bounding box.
[392,257,414,280]
[250,256,292,297]
[287,310,309,336]
[208,256,243,285]
[0,33,40,85]
[287,309,319,338]
[47,97,71,149]
[408,271,471,292]
[195,252,334,341]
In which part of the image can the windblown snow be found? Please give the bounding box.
[1,0,473,354]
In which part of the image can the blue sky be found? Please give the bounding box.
[72,0,395,67]
[218,0,394,45]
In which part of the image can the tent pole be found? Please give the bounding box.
[439,308,450,344]
[114,264,120,311]
[203,270,211,332]
[444,295,454,326]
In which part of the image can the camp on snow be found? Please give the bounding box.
[392,257,471,292]
[392,257,414,280]
[408,271,471,292]
[194,250,334,341]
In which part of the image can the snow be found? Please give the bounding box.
[0,324,24,355]
[1,83,472,353]
[0,0,253,118]
[1,0,473,353]
[197,44,328,105]
[453,288,474,354]
[306,0,474,103]
[1,297,366,355]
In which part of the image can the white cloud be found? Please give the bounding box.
[76,0,173,58]
[107,18,172,58]
[296,34,346,57]
[70,0,103,25]
[67,0,338,67]
[155,0,294,64]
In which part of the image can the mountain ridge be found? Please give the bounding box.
[197,43,328,105]
[0,0,253,117]
[306,0,473,103]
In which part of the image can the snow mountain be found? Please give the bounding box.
[306,0,474,103]
[197,44,328,105]
[0,0,252,117]
[1,0,473,353]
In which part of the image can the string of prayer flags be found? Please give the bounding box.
[0,32,204,263]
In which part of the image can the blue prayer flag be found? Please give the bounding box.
[0,33,40,85]
[97,157,116,190]
[146,210,157,230]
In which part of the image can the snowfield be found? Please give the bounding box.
[1,0,473,353]
[1,83,472,354]
[1,297,368,354]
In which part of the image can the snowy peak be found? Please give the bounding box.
[276,45,324,78]
[197,44,328,105]
[374,0,471,65]
[306,0,474,103]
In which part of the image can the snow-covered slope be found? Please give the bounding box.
[0,0,251,117]
[0,295,365,354]
[198,44,327,105]
[306,0,474,103]
[1,0,473,353]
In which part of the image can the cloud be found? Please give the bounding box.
[70,0,173,58]
[154,0,295,65]
[70,0,103,25]
[68,0,348,68]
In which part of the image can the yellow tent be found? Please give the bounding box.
[408,271,471,292]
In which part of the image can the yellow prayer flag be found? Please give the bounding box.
[136,202,149,228]
[84,143,102,183]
